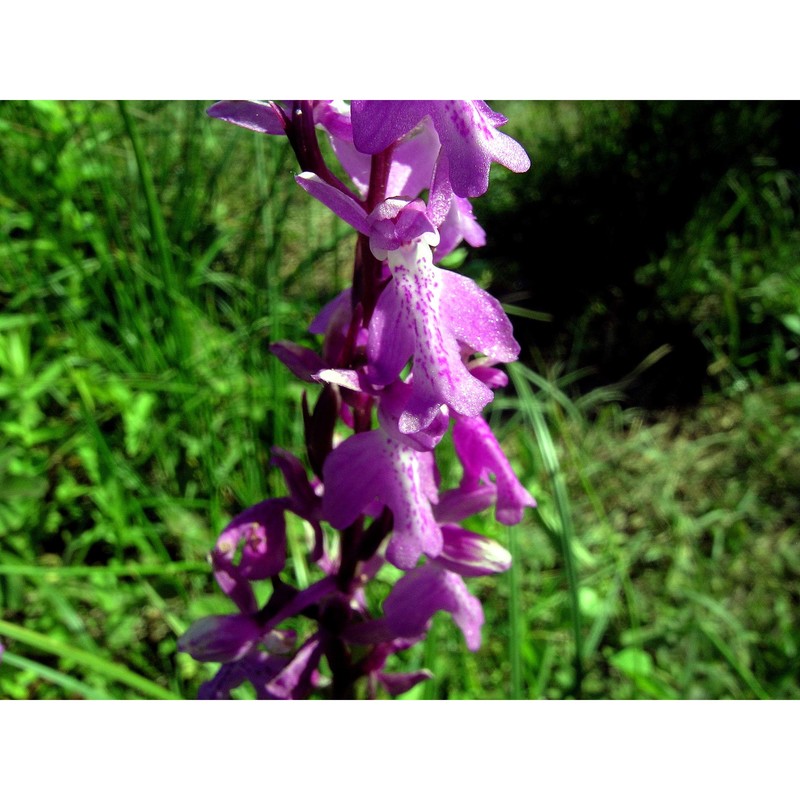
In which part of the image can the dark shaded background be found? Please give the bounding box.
[477,101,800,408]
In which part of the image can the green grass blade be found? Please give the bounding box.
[0,561,208,578]
[1,651,107,699]
[0,619,180,700]
[508,527,524,699]
[117,100,190,366]
[509,362,585,697]
[698,622,770,700]
[117,101,175,282]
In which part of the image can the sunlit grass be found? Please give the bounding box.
[1,100,798,699]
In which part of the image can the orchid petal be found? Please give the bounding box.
[435,524,512,577]
[378,669,433,697]
[211,499,289,610]
[207,101,287,135]
[439,269,520,363]
[436,196,486,259]
[198,651,289,700]
[377,379,449,452]
[270,341,328,383]
[435,484,498,523]
[368,279,415,385]
[433,101,530,197]
[314,368,365,393]
[351,101,530,198]
[309,287,352,335]
[270,447,322,521]
[469,363,509,389]
[453,414,536,524]
[264,633,325,699]
[369,238,508,432]
[177,613,261,663]
[350,101,431,155]
[295,172,370,235]
[382,562,484,651]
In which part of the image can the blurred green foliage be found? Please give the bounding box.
[637,161,800,389]
[1,100,798,699]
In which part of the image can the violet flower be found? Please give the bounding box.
[453,414,537,525]
[383,562,485,651]
[350,100,531,198]
[295,175,520,432]
[184,99,534,699]
[322,429,441,569]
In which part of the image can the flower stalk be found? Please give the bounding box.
[180,100,535,699]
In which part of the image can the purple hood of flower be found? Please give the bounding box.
[350,100,530,198]
[211,498,289,613]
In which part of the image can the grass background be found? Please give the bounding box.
[0,100,798,699]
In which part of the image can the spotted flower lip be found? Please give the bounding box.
[368,235,519,432]
[322,429,441,569]
[294,174,519,431]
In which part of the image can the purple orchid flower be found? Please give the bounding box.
[211,498,289,614]
[350,100,531,198]
[383,561,484,651]
[453,414,536,525]
[190,99,534,699]
[367,230,519,431]
[295,174,519,431]
[322,429,441,569]
[184,574,341,698]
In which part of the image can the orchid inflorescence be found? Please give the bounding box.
[178,100,535,699]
